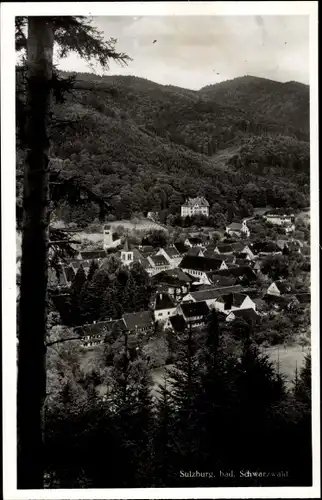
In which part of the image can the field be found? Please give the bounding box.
[150,344,310,396]
[108,218,167,232]
[263,344,310,385]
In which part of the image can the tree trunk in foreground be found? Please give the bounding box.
[17,17,54,489]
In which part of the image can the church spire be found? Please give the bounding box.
[123,237,130,252]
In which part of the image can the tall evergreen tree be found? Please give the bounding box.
[294,353,311,406]
[87,259,99,282]
[166,324,201,483]
[69,265,87,325]
[16,16,130,487]
[153,376,176,486]
[193,311,240,479]
[235,338,287,474]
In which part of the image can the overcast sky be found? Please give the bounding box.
[56,15,309,89]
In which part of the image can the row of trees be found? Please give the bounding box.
[56,258,154,326]
[43,312,312,487]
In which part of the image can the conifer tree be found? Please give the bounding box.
[108,333,154,486]
[16,16,130,487]
[235,337,287,473]
[193,311,239,476]
[153,375,176,486]
[294,353,311,406]
[130,363,155,486]
[165,324,206,483]
[87,259,99,282]
[80,269,113,322]
[69,265,87,325]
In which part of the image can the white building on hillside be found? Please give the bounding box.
[181,197,209,218]
[226,220,250,238]
[103,225,122,250]
[263,214,295,233]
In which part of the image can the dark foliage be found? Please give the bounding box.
[17,73,309,224]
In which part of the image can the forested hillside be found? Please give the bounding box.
[17,72,310,223]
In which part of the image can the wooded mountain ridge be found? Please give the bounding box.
[18,73,310,223]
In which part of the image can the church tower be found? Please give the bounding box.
[121,238,134,266]
[103,225,113,249]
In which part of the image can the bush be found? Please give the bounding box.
[142,337,169,369]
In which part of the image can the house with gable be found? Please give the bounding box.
[123,310,155,335]
[210,253,236,265]
[147,254,171,275]
[213,292,256,314]
[173,241,188,255]
[226,220,250,238]
[214,244,234,254]
[226,308,259,323]
[239,244,255,260]
[213,265,257,286]
[181,197,209,218]
[234,252,251,262]
[77,318,126,348]
[267,280,292,297]
[180,255,228,284]
[153,292,176,323]
[229,241,246,253]
[181,285,243,310]
[152,268,193,303]
[184,237,205,248]
[186,246,205,257]
[175,300,210,329]
[156,246,183,268]
[163,314,187,334]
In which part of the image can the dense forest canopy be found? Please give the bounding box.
[17,72,310,223]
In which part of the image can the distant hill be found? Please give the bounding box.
[200,75,309,140]
[17,72,310,225]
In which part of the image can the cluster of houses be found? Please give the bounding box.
[180,197,296,236]
[26,198,309,349]
[263,213,296,234]
[44,219,310,348]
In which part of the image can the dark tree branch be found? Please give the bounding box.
[46,336,82,347]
